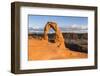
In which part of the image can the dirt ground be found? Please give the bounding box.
[28,38,87,60]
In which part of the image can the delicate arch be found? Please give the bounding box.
[44,22,65,48]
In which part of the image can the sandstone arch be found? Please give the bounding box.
[44,22,65,48]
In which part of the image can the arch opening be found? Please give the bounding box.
[48,28,56,43]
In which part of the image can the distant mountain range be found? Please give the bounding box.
[28,25,88,34]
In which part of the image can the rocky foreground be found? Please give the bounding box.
[28,38,87,60]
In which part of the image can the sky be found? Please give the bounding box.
[28,15,88,33]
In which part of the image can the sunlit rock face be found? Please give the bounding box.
[44,22,65,48]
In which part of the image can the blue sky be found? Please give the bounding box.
[28,15,88,29]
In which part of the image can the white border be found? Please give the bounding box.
[20,6,95,70]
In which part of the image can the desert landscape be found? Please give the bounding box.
[28,22,88,60]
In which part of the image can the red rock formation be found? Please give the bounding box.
[44,22,65,48]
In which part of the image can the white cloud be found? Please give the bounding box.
[60,24,88,33]
[32,26,39,29]
[67,24,88,30]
